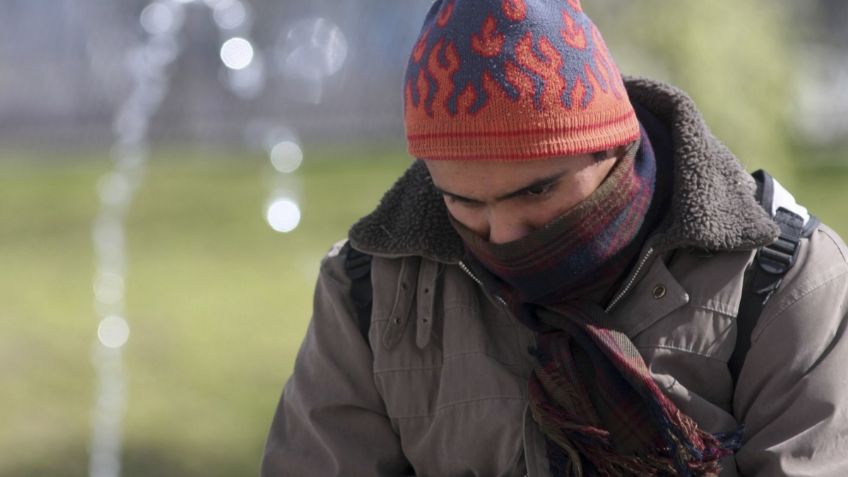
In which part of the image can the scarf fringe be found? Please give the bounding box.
[543,421,738,477]
[530,326,741,477]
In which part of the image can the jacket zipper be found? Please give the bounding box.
[604,247,655,313]
[460,248,653,477]
[458,260,508,306]
[458,260,532,477]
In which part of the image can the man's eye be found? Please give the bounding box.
[523,183,555,197]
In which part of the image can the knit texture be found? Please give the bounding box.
[454,129,739,475]
[529,306,741,476]
[451,135,649,316]
[349,78,779,263]
[404,0,640,160]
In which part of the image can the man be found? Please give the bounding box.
[262,1,848,475]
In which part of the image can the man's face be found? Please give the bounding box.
[425,152,618,244]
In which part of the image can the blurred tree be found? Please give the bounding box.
[588,0,796,180]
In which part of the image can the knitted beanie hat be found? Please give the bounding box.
[404,0,640,161]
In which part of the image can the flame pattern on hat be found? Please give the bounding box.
[404,0,640,160]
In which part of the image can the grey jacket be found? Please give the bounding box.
[262,78,848,476]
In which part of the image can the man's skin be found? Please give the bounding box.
[425,145,625,244]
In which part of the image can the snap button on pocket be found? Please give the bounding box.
[652,284,667,300]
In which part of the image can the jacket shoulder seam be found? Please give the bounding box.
[818,226,848,263]
[754,267,848,343]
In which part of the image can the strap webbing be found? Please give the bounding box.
[342,242,374,346]
[728,171,815,383]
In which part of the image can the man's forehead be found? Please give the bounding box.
[424,156,584,201]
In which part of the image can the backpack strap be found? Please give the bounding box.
[341,241,374,346]
[728,170,819,383]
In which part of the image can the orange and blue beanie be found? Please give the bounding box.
[404,0,640,161]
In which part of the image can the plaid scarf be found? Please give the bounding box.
[453,126,740,476]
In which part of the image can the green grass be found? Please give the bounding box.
[0,146,407,476]
[0,146,845,476]
[795,165,848,236]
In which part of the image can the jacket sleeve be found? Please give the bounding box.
[261,246,413,476]
[734,225,848,476]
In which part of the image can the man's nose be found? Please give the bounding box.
[487,212,532,245]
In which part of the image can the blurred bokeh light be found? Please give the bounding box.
[98,315,131,349]
[269,140,303,173]
[265,197,302,233]
[220,37,254,70]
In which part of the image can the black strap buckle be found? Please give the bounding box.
[753,207,804,304]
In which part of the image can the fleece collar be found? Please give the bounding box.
[348,77,779,264]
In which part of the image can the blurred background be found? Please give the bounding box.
[1,0,846,475]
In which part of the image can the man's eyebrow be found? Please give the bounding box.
[433,172,567,204]
[432,186,483,204]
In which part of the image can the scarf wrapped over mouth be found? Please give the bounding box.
[452,126,740,476]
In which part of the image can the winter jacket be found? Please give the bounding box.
[261,78,848,476]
